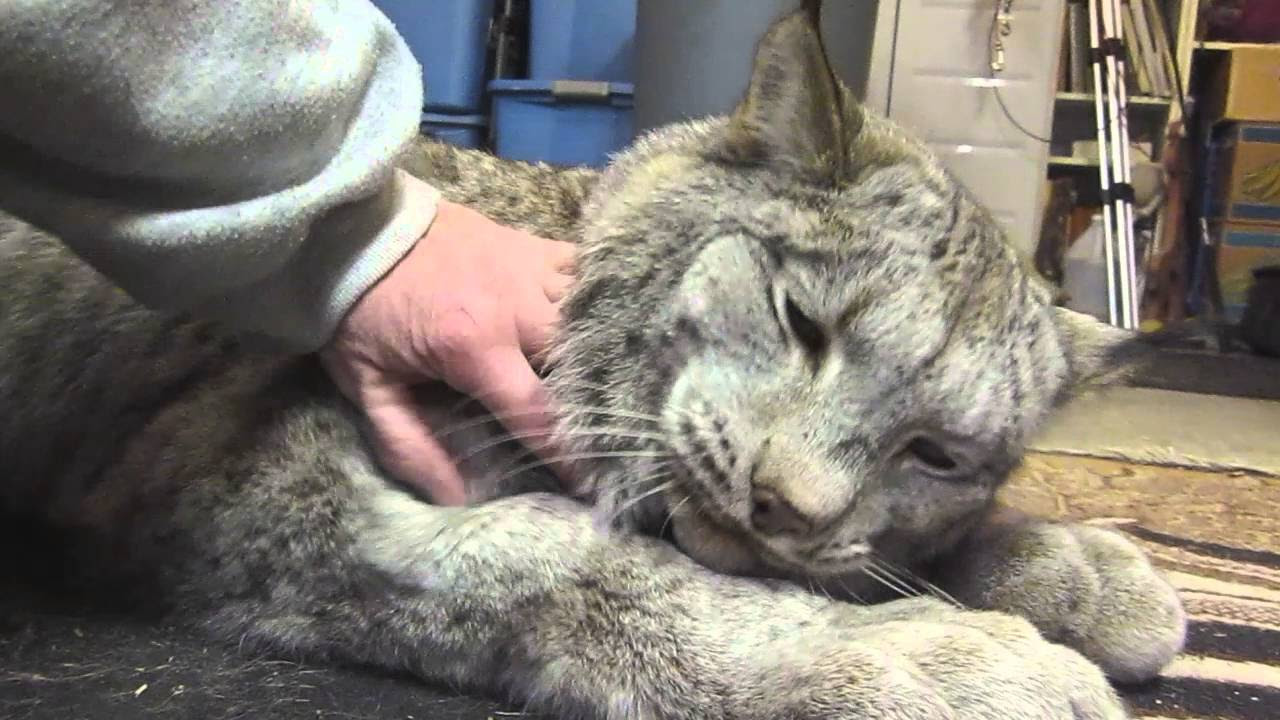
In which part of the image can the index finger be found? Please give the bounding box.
[362,384,470,506]
[460,349,575,486]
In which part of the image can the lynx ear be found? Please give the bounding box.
[1052,307,1159,397]
[711,0,862,185]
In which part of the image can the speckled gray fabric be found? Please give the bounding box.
[0,0,436,351]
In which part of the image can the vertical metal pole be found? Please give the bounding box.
[1095,0,1136,327]
[1087,0,1121,326]
[1108,0,1139,328]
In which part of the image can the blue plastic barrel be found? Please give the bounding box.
[488,79,634,168]
[372,0,497,113]
[421,113,488,149]
[528,0,636,82]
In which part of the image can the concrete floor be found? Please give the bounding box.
[1031,386,1280,476]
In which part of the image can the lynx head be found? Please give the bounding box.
[545,0,1147,585]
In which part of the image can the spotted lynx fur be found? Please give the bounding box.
[0,3,1184,718]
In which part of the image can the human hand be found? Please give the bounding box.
[321,197,575,505]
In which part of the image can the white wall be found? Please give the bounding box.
[866,0,1064,256]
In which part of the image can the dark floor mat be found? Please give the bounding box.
[0,583,523,720]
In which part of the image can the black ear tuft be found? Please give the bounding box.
[709,0,862,185]
[801,0,823,24]
[1052,307,1171,400]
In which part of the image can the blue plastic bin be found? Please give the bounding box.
[529,0,636,82]
[489,80,634,168]
[421,113,488,149]
[372,0,496,113]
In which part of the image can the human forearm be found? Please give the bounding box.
[0,0,433,349]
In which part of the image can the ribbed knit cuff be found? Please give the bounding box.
[192,170,441,353]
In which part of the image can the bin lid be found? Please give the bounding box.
[488,79,634,104]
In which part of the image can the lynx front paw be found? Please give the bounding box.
[941,522,1186,683]
[769,609,1127,719]
[1060,525,1186,682]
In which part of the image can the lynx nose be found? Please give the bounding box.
[750,487,814,535]
[748,434,847,536]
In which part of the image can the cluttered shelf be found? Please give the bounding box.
[1050,0,1179,175]
[1051,93,1172,146]
[1050,94,1171,174]
[1195,40,1278,51]
[1048,155,1095,168]
[1056,0,1179,103]
[1054,92,1171,108]
[1038,0,1280,360]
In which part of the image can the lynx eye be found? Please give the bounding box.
[784,295,827,355]
[904,436,959,474]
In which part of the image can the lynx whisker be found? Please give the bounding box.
[441,376,659,419]
[489,450,674,488]
[872,556,964,608]
[813,578,834,601]
[658,494,693,540]
[605,478,678,527]
[833,576,868,605]
[452,425,669,468]
[861,563,921,601]
[428,406,663,448]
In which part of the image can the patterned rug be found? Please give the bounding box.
[1007,453,1280,720]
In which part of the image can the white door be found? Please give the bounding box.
[866,0,1064,256]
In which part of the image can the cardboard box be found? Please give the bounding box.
[1215,222,1280,322]
[1209,123,1280,227]
[1204,45,1280,124]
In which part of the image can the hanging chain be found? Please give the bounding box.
[991,0,1015,71]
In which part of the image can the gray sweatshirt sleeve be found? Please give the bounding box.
[0,0,438,352]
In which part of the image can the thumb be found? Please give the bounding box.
[361,383,469,506]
